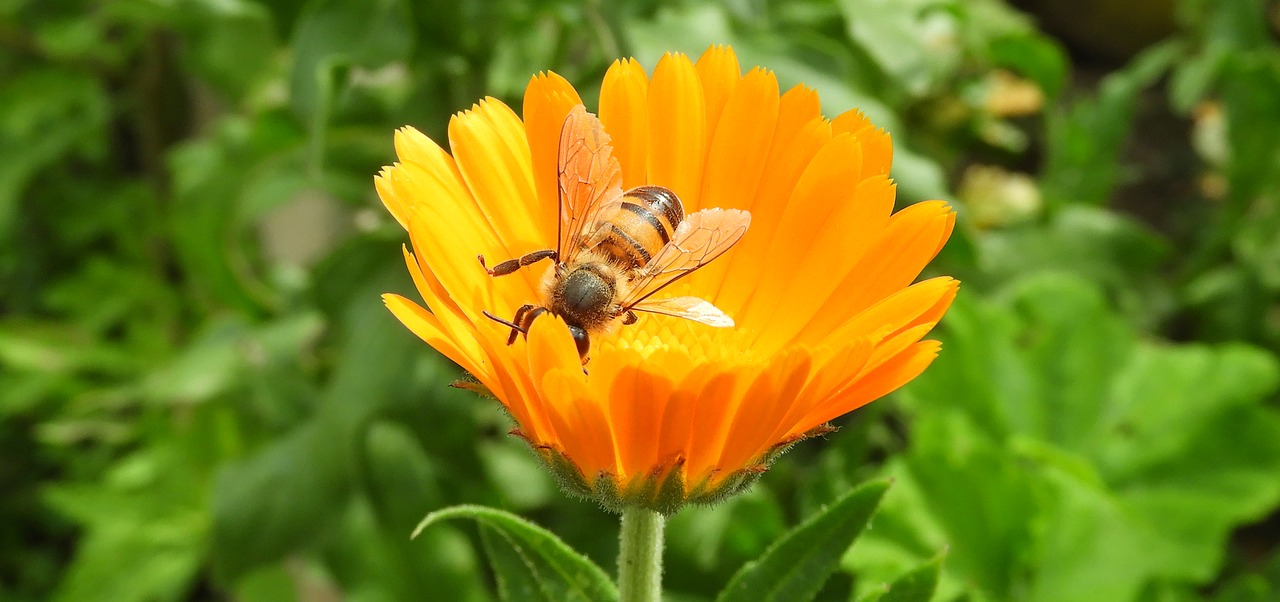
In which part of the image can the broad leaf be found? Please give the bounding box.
[716,479,890,602]
[414,505,618,602]
[857,551,946,602]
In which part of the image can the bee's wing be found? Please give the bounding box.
[557,105,625,261]
[621,207,751,310]
[629,296,735,327]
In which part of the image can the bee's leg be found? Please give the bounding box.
[621,310,638,326]
[567,325,591,369]
[478,249,557,276]
[506,304,536,344]
[514,306,550,344]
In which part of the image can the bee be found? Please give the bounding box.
[478,104,751,364]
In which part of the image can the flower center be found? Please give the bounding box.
[599,316,755,364]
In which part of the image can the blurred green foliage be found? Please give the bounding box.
[2,0,1279,600]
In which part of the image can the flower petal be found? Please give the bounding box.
[600,58,651,190]
[606,365,676,480]
[716,348,812,478]
[648,52,707,210]
[798,340,943,429]
[714,115,832,313]
[695,45,741,143]
[733,133,868,339]
[825,201,956,321]
[523,71,583,238]
[449,99,545,260]
[383,293,477,374]
[832,110,892,176]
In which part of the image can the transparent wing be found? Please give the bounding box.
[630,296,735,327]
[620,207,752,308]
[557,105,625,260]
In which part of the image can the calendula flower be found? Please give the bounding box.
[378,46,957,514]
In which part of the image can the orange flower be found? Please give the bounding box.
[377,46,957,513]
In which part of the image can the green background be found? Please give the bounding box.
[3,0,1279,600]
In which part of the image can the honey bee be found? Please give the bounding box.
[478,104,751,363]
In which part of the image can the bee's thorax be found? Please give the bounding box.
[550,261,618,331]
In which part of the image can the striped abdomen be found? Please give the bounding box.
[591,185,685,269]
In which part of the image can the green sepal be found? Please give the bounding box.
[515,422,841,514]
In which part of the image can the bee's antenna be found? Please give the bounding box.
[482,310,527,333]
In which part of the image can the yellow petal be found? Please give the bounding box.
[449,99,547,257]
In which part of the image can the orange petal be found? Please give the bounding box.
[822,277,960,349]
[607,366,676,480]
[716,349,812,477]
[773,338,875,442]
[600,58,651,190]
[734,133,867,338]
[683,368,741,482]
[714,116,832,313]
[523,71,583,239]
[693,68,781,296]
[695,45,741,143]
[797,341,943,430]
[700,67,780,211]
[542,370,616,479]
[835,201,956,317]
[648,52,707,210]
[833,110,893,177]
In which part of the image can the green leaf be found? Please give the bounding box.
[360,421,445,533]
[211,277,417,582]
[480,524,559,602]
[716,479,890,602]
[1041,41,1180,207]
[180,0,278,99]
[289,0,414,123]
[837,0,963,97]
[211,422,349,582]
[857,551,946,602]
[413,505,618,602]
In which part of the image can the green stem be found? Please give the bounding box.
[617,507,665,602]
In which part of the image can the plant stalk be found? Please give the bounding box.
[617,507,665,602]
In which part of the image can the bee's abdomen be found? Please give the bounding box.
[595,185,684,269]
